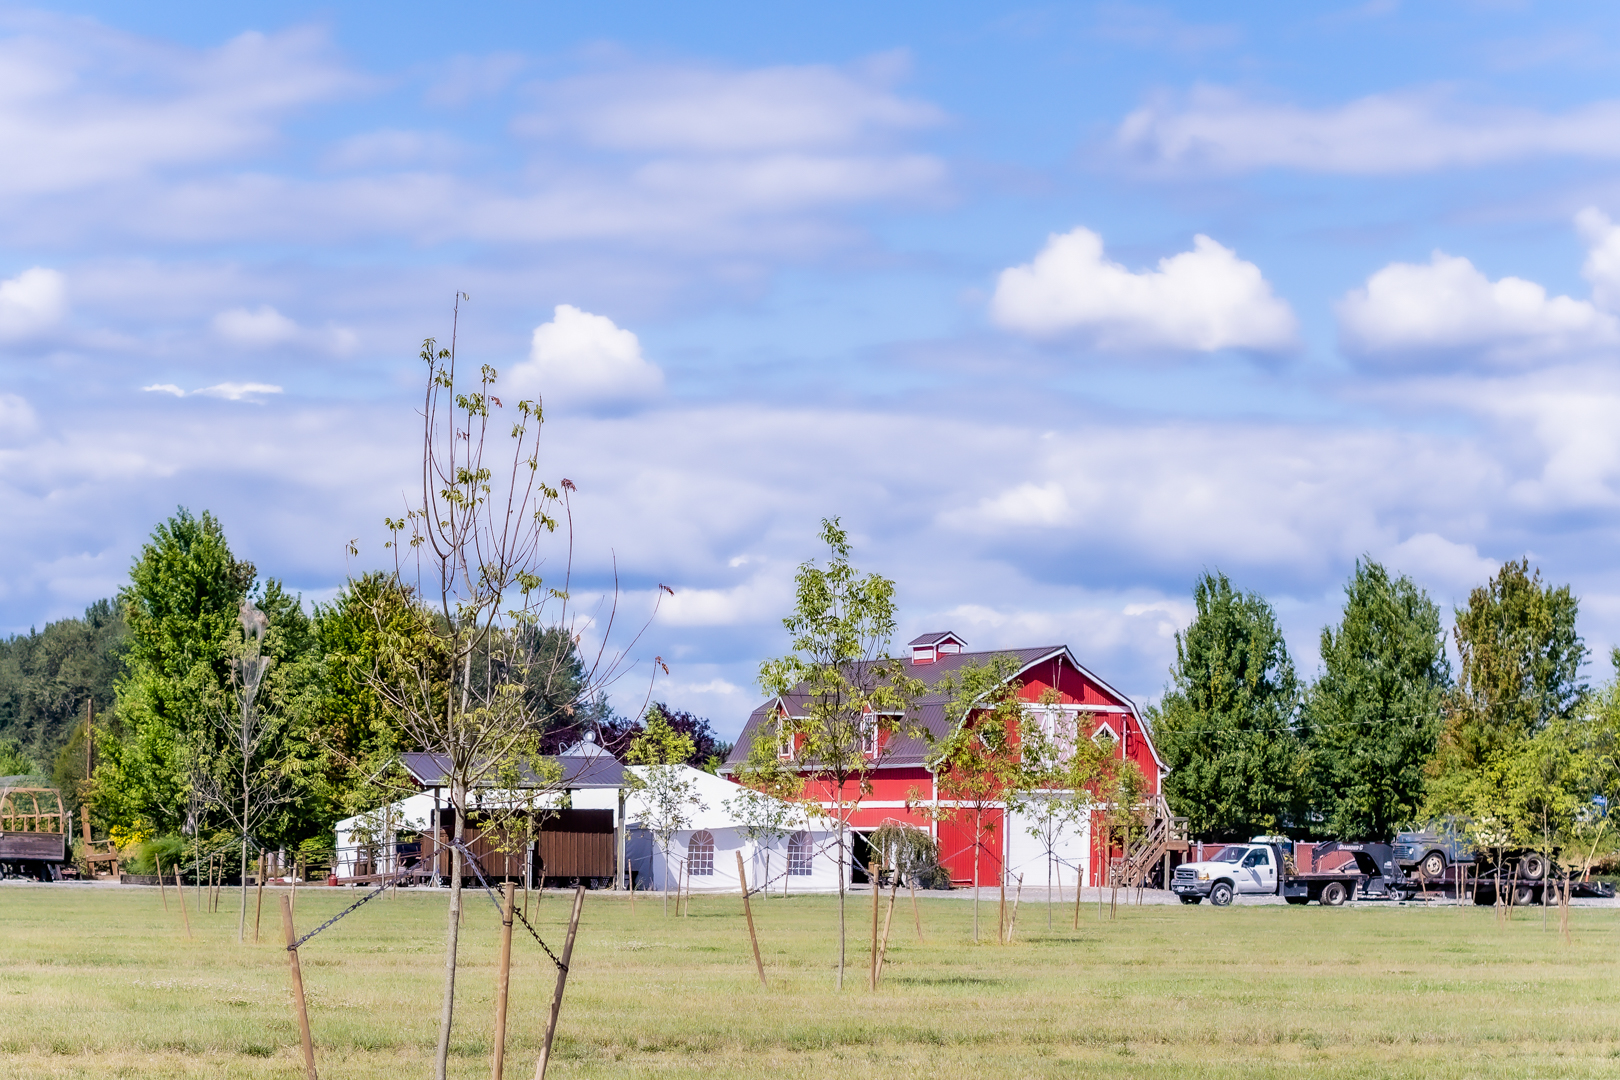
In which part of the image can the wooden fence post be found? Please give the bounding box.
[534,885,585,1080]
[156,855,169,912]
[1005,875,1024,944]
[280,894,318,1080]
[868,861,881,990]
[291,857,300,915]
[255,852,266,943]
[492,882,516,1080]
[736,852,766,989]
[1074,861,1084,930]
[874,876,899,988]
[174,864,191,940]
[998,865,1006,945]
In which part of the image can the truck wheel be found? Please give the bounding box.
[1209,882,1234,907]
[1319,881,1348,906]
[1419,852,1447,879]
[1518,853,1547,880]
[1513,883,1536,906]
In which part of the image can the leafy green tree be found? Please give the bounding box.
[1566,653,1620,874]
[728,736,807,897]
[626,706,705,915]
[1304,560,1450,839]
[1150,571,1305,839]
[304,573,417,823]
[1007,688,1114,929]
[758,517,924,989]
[0,736,40,777]
[0,599,126,773]
[928,654,1027,943]
[94,509,256,835]
[361,323,647,1080]
[1427,559,1588,815]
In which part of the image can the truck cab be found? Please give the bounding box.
[1172,844,1278,906]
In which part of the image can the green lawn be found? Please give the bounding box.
[1,882,1617,1079]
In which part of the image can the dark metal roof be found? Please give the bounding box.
[400,748,625,790]
[906,630,966,647]
[723,645,1128,770]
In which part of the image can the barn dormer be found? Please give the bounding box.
[909,631,968,664]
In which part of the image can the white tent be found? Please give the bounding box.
[624,766,841,894]
[334,792,437,879]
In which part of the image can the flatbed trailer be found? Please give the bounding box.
[1283,842,1415,905]
[1174,841,1415,906]
[0,786,67,881]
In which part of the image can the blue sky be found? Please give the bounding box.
[5,1,1620,733]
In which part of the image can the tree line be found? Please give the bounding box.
[0,507,728,856]
[1152,559,1620,859]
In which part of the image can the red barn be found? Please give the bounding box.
[721,632,1182,888]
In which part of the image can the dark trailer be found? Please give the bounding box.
[1284,842,1415,906]
[0,785,67,881]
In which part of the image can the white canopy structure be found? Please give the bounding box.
[624,766,841,894]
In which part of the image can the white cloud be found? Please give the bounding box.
[977,481,1072,527]
[655,574,790,628]
[0,27,945,253]
[196,382,283,401]
[211,303,357,354]
[1577,207,1620,311]
[504,305,663,408]
[1382,533,1499,593]
[0,393,37,444]
[519,57,943,152]
[323,129,460,170]
[1118,85,1620,174]
[0,16,358,199]
[0,267,66,338]
[1337,251,1619,364]
[213,304,299,347]
[141,381,282,401]
[990,227,1297,352]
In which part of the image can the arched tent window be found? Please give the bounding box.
[689,831,715,876]
[788,831,813,876]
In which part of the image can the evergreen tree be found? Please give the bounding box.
[1304,560,1450,839]
[1149,571,1304,839]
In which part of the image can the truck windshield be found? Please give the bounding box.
[1213,848,1249,863]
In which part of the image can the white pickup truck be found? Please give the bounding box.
[1171,841,1401,907]
[1172,843,1284,907]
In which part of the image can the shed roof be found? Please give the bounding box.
[400,746,626,790]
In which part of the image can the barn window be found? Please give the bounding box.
[688,831,715,876]
[776,716,794,760]
[788,831,813,875]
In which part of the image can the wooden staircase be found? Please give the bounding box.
[1109,796,1189,889]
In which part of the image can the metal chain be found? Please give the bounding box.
[447,838,566,972]
[287,864,416,951]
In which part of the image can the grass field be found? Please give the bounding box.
[2,882,1618,1079]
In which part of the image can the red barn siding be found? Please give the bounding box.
[938,811,1003,886]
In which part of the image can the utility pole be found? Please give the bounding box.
[82,699,94,850]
